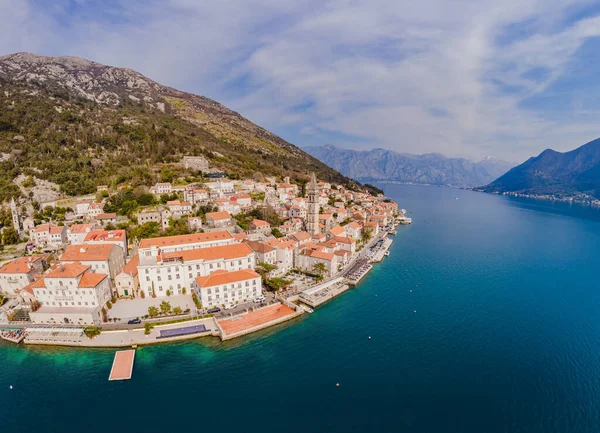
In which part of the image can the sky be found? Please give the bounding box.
[2,0,600,163]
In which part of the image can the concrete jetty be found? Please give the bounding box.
[109,350,135,381]
[299,278,351,308]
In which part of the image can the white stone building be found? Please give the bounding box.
[67,223,96,244]
[0,255,46,297]
[84,229,128,258]
[29,263,112,325]
[114,255,139,298]
[194,268,262,308]
[60,244,125,280]
[138,242,255,298]
[32,224,67,248]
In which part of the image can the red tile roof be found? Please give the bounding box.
[68,224,94,234]
[206,211,232,221]
[84,229,126,242]
[0,256,44,274]
[243,240,275,254]
[250,219,270,227]
[79,273,108,288]
[61,244,116,262]
[195,268,260,288]
[139,230,233,249]
[162,242,253,262]
[121,255,139,277]
[45,262,90,278]
[95,213,117,220]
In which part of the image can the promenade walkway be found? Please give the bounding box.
[24,317,218,347]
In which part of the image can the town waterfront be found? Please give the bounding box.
[3,184,600,433]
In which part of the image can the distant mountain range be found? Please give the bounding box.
[304,145,516,188]
[481,138,600,200]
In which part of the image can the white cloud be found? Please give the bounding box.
[1,0,600,161]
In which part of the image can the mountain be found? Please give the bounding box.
[0,52,358,202]
[481,138,600,199]
[304,145,516,188]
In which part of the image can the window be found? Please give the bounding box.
[188,273,192,279]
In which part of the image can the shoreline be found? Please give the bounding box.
[1,224,401,350]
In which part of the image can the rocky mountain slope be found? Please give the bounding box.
[0,53,357,201]
[481,138,600,199]
[304,145,515,188]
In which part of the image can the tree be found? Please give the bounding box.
[160,300,171,314]
[144,322,154,335]
[173,306,182,315]
[271,227,284,238]
[361,228,373,245]
[313,262,327,278]
[257,262,277,278]
[148,306,159,317]
[2,227,19,245]
[265,277,292,292]
[84,326,101,338]
[192,292,201,309]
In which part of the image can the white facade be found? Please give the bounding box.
[138,243,255,298]
[0,256,45,296]
[67,224,95,244]
[61,244,125,280]
[194,269,262,308]
[138,231,235,259]
[205,180,235,196]
[30,263,112,325]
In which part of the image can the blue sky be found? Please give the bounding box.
[2,0,600,162]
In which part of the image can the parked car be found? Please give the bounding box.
[223,304,235,310]
[127,318,141,325]
[207,307,221,314]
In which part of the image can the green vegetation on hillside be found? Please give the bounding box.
[0,78,356,203]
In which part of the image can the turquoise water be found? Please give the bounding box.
[3,184,600,433]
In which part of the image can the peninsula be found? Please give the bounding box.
[0,171,406,347]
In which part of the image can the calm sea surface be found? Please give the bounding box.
[2,184,600,433]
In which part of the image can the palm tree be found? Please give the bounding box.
[361,228,373,245]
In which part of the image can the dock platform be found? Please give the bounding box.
[109,349,136,381]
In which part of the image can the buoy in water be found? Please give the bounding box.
[9,385,13,390]
[336,383,340,387]
[410,290,412,293]
[414,310,417,313]
[368,336,372,340]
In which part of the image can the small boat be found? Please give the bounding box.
[301,305,314,313]
[384,251,390,257]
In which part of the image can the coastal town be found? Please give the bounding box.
[0,156,410,349]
